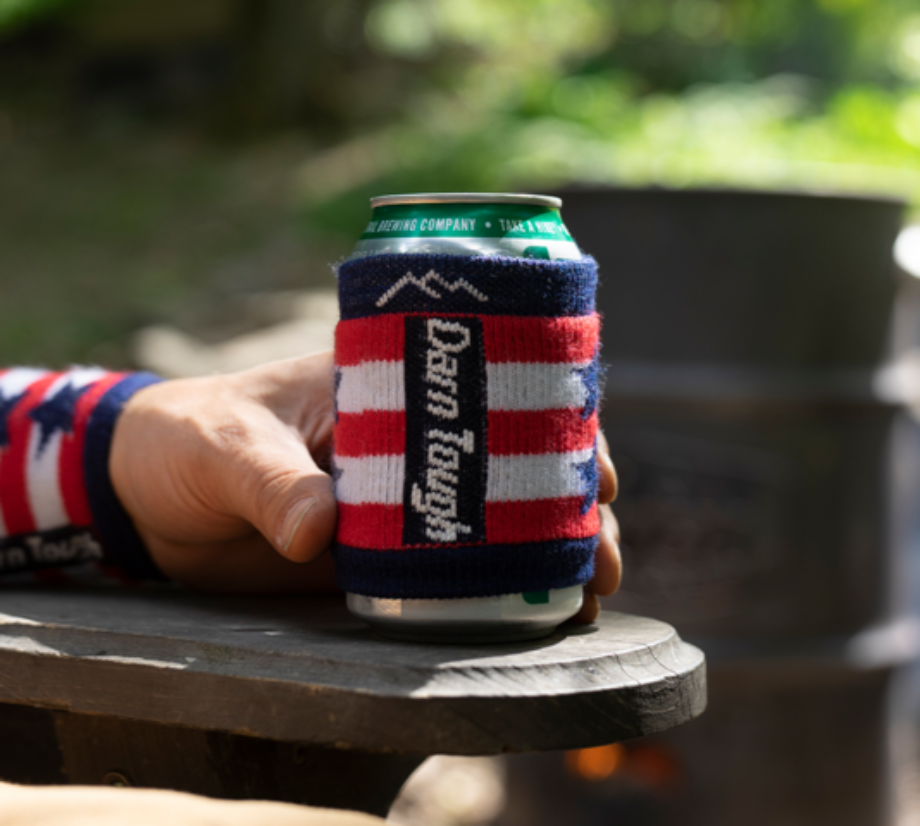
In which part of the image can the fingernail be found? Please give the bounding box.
[278,497,318,554]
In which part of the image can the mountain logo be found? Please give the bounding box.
[376,270,489,307]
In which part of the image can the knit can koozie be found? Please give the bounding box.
[332,253,601,600]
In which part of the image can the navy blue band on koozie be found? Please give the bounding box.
[337,253,598,319]
[334,537,598,600]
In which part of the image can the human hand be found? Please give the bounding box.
[111,351,622,608]
[111,352,340,592]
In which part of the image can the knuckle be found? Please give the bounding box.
[251,467,302,520]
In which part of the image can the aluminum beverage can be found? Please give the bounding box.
[338,193,591,644]
[348,192,582,261]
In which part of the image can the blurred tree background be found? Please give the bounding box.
[1,0,919,365]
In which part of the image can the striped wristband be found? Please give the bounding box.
[0,368,165,581]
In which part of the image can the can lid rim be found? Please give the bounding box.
[370,193,563,209]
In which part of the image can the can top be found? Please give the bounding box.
[370,192,563,209]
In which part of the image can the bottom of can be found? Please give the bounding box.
[346,585,584,644]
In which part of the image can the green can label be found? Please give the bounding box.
[361,203,574,243]
[350,194,582,261]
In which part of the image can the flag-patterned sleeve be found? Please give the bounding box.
[0,367,166,582]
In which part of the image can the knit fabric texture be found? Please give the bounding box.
[333,253,601,599]
[0,368,166,583]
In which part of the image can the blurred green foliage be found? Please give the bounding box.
[4,0,919,226]
[1,0,919,363]
[0,0,74,29]
[299,0,920,234]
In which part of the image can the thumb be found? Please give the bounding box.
[214,420,337,563]
[273,477,338,563]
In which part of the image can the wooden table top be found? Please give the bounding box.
[0,586,706,755]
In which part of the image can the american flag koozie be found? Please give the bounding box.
[332,253,600,599]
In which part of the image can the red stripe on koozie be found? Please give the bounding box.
[488,410,597,456]
[59,373,127,527]
[336,314,599,365]
[336,503,404,548]
[0,372,60,535]
[486,498,599,544]
[335,411,406,457]
[482,314,600,364]
[335,316,405,365]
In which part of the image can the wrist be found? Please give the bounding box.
[85,372,168,580]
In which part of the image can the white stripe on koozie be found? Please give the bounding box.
[335,361,590,414]
[334,454,405,505]
[334,448,595,505]
[486,362,590,411]
[486,448,595,502]
[336,361,405,414]
[27,368,107,532]
[0,369,49,538]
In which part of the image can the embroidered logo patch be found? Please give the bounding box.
[402,316,487,545]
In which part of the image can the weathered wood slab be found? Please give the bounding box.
[0,587,705,755]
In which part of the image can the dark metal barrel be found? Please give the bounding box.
[493,187,917,826]
[578,187,901,371]
[561,187,910,640]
